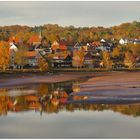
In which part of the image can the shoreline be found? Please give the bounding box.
[0,72,94,88]
[0,71,140,89]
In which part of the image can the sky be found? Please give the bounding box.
[0,1,140,27]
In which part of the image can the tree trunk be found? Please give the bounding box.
[3,65,6,71]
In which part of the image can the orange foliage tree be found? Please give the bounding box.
[0,41,10,70]
[72,49,84,68]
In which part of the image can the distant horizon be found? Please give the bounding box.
[0,1,140,27]
[0,20,139,28]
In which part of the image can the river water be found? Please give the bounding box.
[0,80,140,138]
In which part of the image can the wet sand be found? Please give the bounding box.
[71,71,140,104]
[0,72,94,88]
[80,71,140,91]
[0,71,140,88]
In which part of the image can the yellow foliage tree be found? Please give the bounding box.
[102,51,113,69]
[38,57,49,72]
[130,44,140,57]
[72,49,84,68]
[124,51,136,68]
[14,45,28,69]
[112,47,121,58]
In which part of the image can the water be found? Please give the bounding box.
[0,81,140,138]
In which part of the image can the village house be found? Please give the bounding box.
[119,38,140,45]
[67,44,75,52]
[9,42,18,52]
[51,41,68,53]
[9,41,18,69]
[28,35,41,46]
[131,39,140,44]
[119,38,126,45]
[8,37,39,68]
[25,51,38,67]
[73,42,83,50]
[97,39,114,52]
[84,52,94,68]
[59,44,67,51]
[43,40,52,54]
[51,54,72,68]
[87,41,100,53]
[8,36,20,52]
[51,41,60,53]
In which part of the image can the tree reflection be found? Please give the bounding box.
[0,82,140,117]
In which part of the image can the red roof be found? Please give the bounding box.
[26,51,37,58]
[59,98,67,104]
[59,45,67,51]
[92,41,100,46]
[28,35,41,44]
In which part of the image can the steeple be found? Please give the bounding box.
[39,29,42,40]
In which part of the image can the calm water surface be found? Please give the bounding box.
[0,80,140,138]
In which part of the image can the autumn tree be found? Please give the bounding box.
[0,41,10,70]
[112,47,121,58]
[72,49,84,69]
[38,57,49,72]
[111,47,125,67]
[130,44,140,58]
[124,51,136,68]
[102,51,113,69]
[14,45,28,69]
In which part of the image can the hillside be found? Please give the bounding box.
[0,21,140,44]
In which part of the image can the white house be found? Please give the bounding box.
[100,39,106,43]
[9,43,18,68]
[119,38,128,45]
[9,43,18,52]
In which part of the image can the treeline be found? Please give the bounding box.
[0,21,140,43]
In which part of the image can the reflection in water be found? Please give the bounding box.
[0,81,140,117]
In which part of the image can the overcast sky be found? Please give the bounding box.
[0,1,140,27]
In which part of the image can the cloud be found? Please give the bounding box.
[0,1,140,27]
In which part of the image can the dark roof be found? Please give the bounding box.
[84,52,93,60]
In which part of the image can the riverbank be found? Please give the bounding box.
[0,71,140,91]
[0,72,94,88]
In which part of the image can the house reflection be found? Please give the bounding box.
[0,82,140,117]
